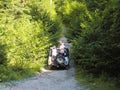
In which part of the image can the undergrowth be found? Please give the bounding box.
[0,60,44,82]
[75,66,120,90]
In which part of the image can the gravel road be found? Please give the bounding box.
[0,67,87,90]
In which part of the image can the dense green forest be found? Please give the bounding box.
[0,0,61,81]
[0,0,120,89]
[54,0,120,89]
[54,0,120,76]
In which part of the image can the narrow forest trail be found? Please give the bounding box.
[0,26,88,90]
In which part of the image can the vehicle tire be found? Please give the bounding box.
[56,57,64,64]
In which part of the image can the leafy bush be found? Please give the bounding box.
[0,44,7,65]
[0,0,61,81]
[56,0,120,77]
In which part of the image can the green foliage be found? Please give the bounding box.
[56,0,120,78]
[0,64,42,82]
[0,44,7,65]
[55,0,91,40]
[0,0,61,81]
[75,67,120,90]
[1,0,119,85]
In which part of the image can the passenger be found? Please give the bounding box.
[51,45,58,60]
[59,42,65,49]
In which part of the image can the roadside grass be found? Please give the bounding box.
[75,66,120,90]
[0,60,44,82]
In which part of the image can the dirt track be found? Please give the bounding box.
[0,67,87,90]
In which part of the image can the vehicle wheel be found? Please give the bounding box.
[56,57,64,64]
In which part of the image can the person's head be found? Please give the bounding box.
[59,40,64,44]
[61,41,64,45]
